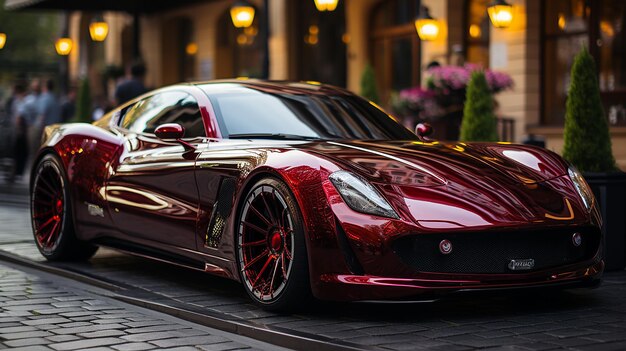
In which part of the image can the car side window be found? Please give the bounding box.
[119,92,205,138]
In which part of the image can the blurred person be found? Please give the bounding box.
[115,61,147,105]
[37,79,61,128]
[92,95,110,121]
[23,79,43,168]
[60,84,77,123]
[8,82,31,182]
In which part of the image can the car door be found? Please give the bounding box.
[105,91,205,250]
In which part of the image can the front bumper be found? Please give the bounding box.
[314,257,604,301]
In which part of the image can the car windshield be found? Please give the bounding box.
[206,88,417,141]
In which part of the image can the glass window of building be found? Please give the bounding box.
[216,9,265,79]
[288,1,347,87]
[465,0,490,67]
[543,0,626,126]
[369,0,422,105]
[161,17,196,85]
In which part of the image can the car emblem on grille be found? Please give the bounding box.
[439,239,452,255]
[508,259,535,271]
[572,232,583,247]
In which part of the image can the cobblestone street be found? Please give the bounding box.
[0,262,285,351]
[2,190,626,350]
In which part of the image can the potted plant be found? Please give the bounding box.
[360,64,380,104]
[460,71,499,142]
[392,64,513,140]
[562,47,626,271]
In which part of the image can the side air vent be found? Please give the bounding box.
[206,177,237,248]
[335,217,364,275]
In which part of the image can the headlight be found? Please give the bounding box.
[568,166,595,211]
[329,170,399,219]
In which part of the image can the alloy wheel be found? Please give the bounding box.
[31,160,65,252]
[237,184,295,302]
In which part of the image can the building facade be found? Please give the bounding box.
[60,0,626,169]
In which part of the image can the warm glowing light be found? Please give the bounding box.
[308,25,319,35]
[186,42,198,55]
[415,6,439,41]
[243,26,258,36]
[469,24,482,38]
[237,34,248,45]
[487,0,514,28]
[600,20,615,37]
[230,1,255,28]
[314,0,339,12]
[415,19,440,41]
[0,33,6,49]
[558,13,566,30]
[55,38,73,56]
[342,33,350,44]
[304,34,318,45]
[89,20,109,41]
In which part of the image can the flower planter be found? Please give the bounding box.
[584,171,626,271]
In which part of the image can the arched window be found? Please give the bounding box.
[369,0,421,105]
[465,0,490,67]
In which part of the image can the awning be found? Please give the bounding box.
[5,0,210,13]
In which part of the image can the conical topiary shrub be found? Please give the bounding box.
[360,64,379,104]
[460,71,498,142]
[562,47,617,173]
[73,78,92,123]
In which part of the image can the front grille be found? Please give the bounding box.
[392,227,600,274]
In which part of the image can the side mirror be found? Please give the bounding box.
[155,123,185,140]
[415,123,433,141]
[154,123,196,151]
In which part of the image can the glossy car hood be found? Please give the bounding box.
[301,140,580,229]
[305,140,568,186]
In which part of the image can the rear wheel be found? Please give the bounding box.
[236,178,311,311]
[31,154,98,261]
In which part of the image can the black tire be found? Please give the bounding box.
[30,153,98,261]
[236,177,312,311]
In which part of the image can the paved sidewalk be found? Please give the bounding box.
[0,262,286,351]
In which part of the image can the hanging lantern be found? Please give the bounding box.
[89,15,109,42]
[487,0,514,28]
[55,38,73,56]
[415,7,440,41]
[0,33,6,49]
[230,1,255,28]
[314,0,339,12]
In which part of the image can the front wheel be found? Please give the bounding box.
[31,154,98,261]
[236,178,312,311]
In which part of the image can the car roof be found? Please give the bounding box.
[190,79,353,97]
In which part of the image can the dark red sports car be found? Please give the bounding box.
[30,80,603,310]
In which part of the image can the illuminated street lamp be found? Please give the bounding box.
[55,37,73,56]
[314,0,339,12]
[230,1,255,28]
[415,6,440,41]
[0,33,6,49]
[89,14,109,42]
[487,0,514,28]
